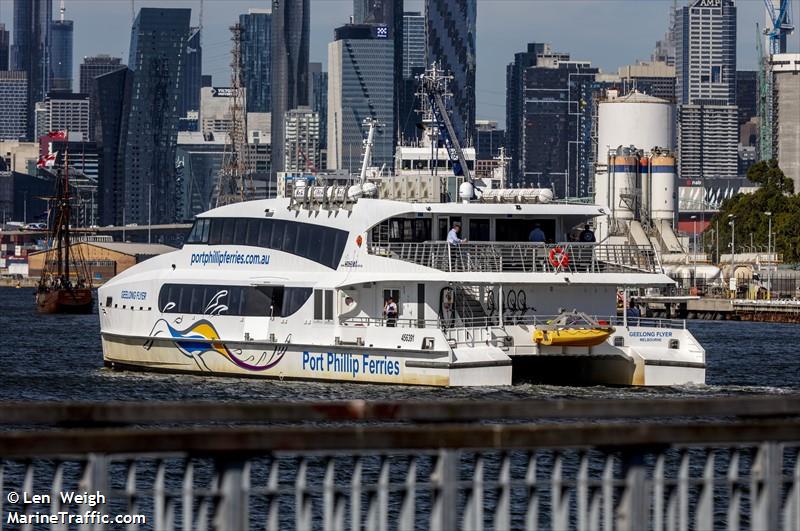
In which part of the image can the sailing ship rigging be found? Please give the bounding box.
[35,133,94,314]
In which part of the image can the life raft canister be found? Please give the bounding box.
[548,246,570,268]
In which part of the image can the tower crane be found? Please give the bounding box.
[763,0,794,54]
[757,0,794,162]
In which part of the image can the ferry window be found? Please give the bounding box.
[245,286,275,316]
[389,220,401,240]
[158,284,311,317]
[233,218,248,245]
[314,289,324,320]
[227,286,245,315]
[469,219,490,241]
[270,219,286,250]
[220,219,235,244]
[208,218,224,245]
[282,221,300,255]
[105,296,112,307]
[258,220,273,247]
[245,219,260,247]
[413,219,431,242]
[202,218,349,269]
[305,224,325,263]
[186,219,210,244]
[283,288,312,316]
[190,286,207,314]
[324,290,334,321]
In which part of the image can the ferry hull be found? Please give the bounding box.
[100,334,512,387]
[101,329,704,388]
[36,288,94,314]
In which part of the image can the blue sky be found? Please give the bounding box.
[1,0,798,126]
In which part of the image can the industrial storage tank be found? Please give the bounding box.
[608,149,639,220]
[649,154,677,221]
[597,90,675,155]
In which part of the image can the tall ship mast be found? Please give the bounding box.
[35,137,94,314]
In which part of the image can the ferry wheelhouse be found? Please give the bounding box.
[98,192,705,387]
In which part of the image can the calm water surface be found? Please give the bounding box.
[1,288,797,401]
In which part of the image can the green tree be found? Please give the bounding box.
[705,161,800,263]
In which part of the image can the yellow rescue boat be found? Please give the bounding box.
[533,310,615,347]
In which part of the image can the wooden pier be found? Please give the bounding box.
[633,295,800,322]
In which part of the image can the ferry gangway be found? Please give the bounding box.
[1,397,799,530]
[367,242,660,274]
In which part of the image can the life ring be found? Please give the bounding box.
[549,246,570,268]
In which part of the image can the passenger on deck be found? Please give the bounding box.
[447,223,467,245]
[528,224,546,243]
[579,224,596,243]
[385,298,398,327]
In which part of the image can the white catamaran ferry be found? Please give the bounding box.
[99,189,705,387]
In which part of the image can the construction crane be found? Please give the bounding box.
[763,0,795,54]
[214,23,252,206]
[417,63,473,188]
[756,0,794,162]
[757,23,773,161]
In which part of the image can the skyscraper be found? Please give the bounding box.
[506,43,565,182]
[523,59,599,197]
[95,67,133,226]
[736,70,758,129]
[475,120,505,160]
[506,43,598,196]
[676,0,738,180]
[309,62,328,151]
[772,54,800,192]
[425,0,476,145]
[80,56,124,95]
[271,0,310,175]
[180,27,202,117]
[403,12,426,79]
[284,106,320,172]
[125,8,191,224]
[353,0,403,143]
[12,0,52,140]
[0,24,9,71]
[50,19,74,92]
[80,55,124,141]
[399,11,426,144]
[35,93,90,141]
[240,9,271,113]
[0,72,28,141]
[327,24,395,171]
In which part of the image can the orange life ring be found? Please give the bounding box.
[549,246,570,268]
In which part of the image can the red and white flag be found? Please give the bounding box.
[36,152,58,169]
[47,130,68,140]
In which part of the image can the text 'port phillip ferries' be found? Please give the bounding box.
[99,192,705,387]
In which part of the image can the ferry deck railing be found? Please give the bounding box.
[341,315,686,348]
[367,242,660,274]
[0,398,799,531]
[341,315,687,331]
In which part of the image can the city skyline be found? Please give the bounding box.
[1,0,797,127]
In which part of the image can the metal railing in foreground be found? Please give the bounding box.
[1,397,799,530]
[367,241,660,274]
